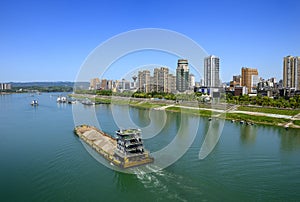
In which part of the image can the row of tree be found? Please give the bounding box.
[226,94,300,108]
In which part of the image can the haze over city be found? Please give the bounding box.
[1,0,300,82]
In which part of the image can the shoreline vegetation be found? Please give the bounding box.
[70,93,300,129]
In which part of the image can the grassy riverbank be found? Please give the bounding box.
[165,106,219,117]
[293,120,300,126]
[225,113,289,126]
[237,106,300,116]
[70,94,300,129]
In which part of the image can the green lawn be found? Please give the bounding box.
[226,113,289,125]
[94,97,111,104]
[166,106,220,117]
[237,106,300,116]
[293,120,300,126]
[130,102,166,109]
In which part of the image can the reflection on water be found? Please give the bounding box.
[114,171,136,192]
[137,108,150,127]
[280,128,300,151]
[240,125,257,145]
[199,119,224,159]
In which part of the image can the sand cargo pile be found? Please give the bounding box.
[74,125,154,168]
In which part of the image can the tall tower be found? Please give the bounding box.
[241,67,259,93]
[204,55,220,87]
[132,75,137,89]
[283,56,300,90]
[176,59,189,92]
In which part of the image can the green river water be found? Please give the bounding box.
[0,93,300,201]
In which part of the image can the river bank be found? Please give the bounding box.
[70,94,300,129]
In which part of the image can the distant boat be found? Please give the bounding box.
[57,96,67,103]
[31,100,38,106]
[81,100,95,105]
[68,98,77,104]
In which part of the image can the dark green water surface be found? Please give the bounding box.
[0,93,300,201]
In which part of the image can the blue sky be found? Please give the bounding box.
[0,0,299,82]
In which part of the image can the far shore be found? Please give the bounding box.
[70,94,300,129]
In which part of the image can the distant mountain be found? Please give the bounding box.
[10,81,90,89]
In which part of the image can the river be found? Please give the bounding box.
[0,93,300,201]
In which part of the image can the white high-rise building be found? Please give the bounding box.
[283,56,300,90]
[251,75,259,93]
[189,74,195,88]
[204,55,220,87]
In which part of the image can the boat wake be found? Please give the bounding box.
[132,165,201,202]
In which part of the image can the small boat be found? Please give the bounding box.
[57,96,67,103]
[81,99,95,105]
[68,99,77,104]
[208,118,212,121]
[240,120,245,124]
[31,100,38,106]
[231,120,235,123]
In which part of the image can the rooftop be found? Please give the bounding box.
[117,128,141,135]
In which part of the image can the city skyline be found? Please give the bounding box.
[1,0,300,82]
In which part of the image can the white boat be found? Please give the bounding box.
[68,100,76,104]
[31,100,38,106]
[81,100,95,105]
[57,96,67,103]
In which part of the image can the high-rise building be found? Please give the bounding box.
[283,56,300,90]
[153,67,169,93]
[101,79,108,90]
[204,55,220,87]
[90,78,100,90]
[107,80,113,90]
[0,83,11,90]
[189,74,195,88]
[138,70,150,93]
[241,67,259,93]
[168,74,176,93]
[176,59,189,92]
[117,79,131,91]
[230,75,242,88]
